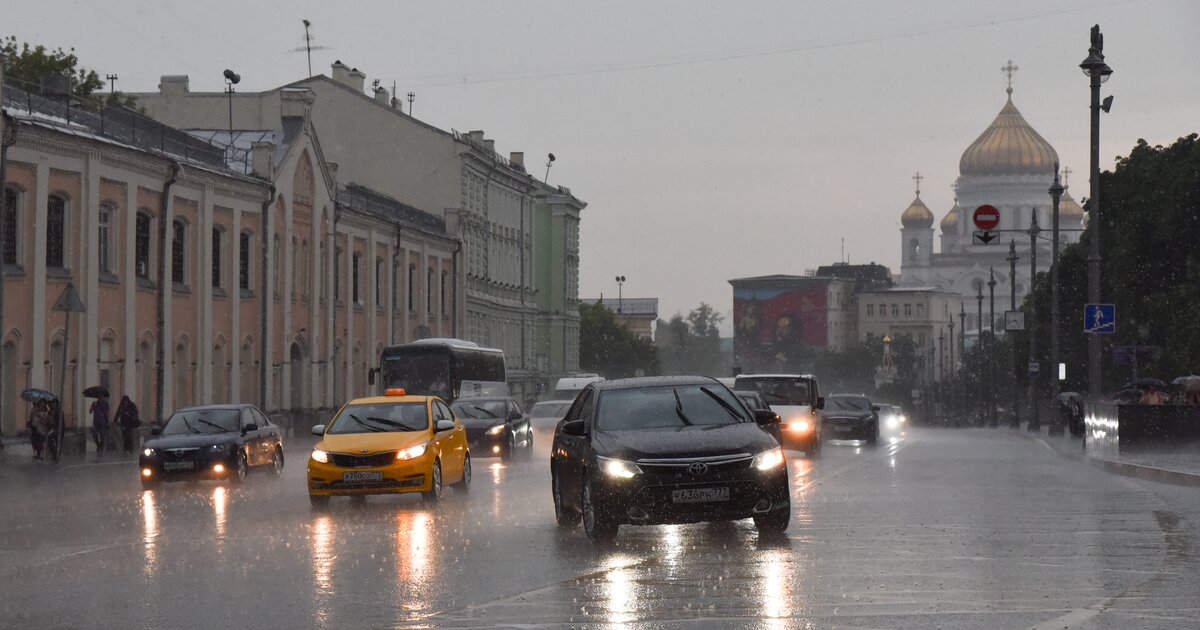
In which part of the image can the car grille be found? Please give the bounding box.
[313,479,406,490]
[160,447,207,461]
[329,451,397,468]
[635,453,753,475]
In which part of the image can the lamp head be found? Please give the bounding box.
[223,69,241,85]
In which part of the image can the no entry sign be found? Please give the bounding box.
[973,205,1000,231]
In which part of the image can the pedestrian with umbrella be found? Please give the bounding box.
[21,389,58,463]
[112,395,141,456]
[85,386,111,457]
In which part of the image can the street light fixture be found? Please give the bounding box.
[615,275,626,314]
[1080,24,1112,399]
[1028,210,1041,432]
[1049,164,1065,407]
[223,69,241,164]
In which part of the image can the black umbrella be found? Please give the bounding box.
[83,385,110,398]
[20,388,58,403]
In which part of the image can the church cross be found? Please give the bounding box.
[912,171,923,196]
[1002,60,1019,95]
[1062,166,1072,188]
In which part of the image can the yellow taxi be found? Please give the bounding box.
[306,389,471,507]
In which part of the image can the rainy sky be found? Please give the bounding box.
[5,0,1198,330]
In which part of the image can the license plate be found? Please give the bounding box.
[163,461,194,471]
[343,471,383,482]
[672,487,730,504]
[833,426,852,432]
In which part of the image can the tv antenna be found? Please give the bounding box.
[287,19,332,77]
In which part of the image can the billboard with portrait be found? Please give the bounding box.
[733,284,829,372]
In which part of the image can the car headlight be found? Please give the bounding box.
[311,449,329,464]
[487,424,506,436]
[787,419,812,433]
[599,457,641,479]
[396,443,428,460]
[886,416,900,429]
[752,447,786,471]
[142,448,154,457]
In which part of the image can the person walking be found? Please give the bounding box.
[89,395,111,457]
[113,396,141,456]
[27,400,52,463]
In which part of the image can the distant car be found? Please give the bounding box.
[139,404,283,488]
[821,394,880,445]
[530,399,574,427]
[451,396,533,461]
[876,404,906,433]
[734,374,824,455]
[550,377,790,541]
[307,388,471,507]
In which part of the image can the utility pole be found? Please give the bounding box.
[1049,164,1065,404]
[1080,25,1112,400]
[959,303,966,426]
[1028,210,1041,432]
[407,92,415,117]
[948,313,956,425]
[1007,240,1021,429]
[976,286,984,426]
[105,74,118,95]
[988,268,997,428]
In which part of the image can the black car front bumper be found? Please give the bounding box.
[139,448,238,481]
[823,417,878,441]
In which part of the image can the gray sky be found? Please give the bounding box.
[8,1,1199,333]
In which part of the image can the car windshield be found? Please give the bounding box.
[531,401,571,418]
[451,400,507,419]
[827,396,872,412]
[596,385,749,431]
[327,403,429,434]
[734,377,812,405]
[161,409,241,435]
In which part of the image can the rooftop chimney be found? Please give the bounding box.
[348,67,366,93]
[331,61,351,87]
[483,139,495,154]
[373,85,390,105]
[281,88,314,120]
[509,152,525,169]
[250,141,276,180]
[159,75,190,97]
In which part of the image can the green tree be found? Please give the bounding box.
[1,36,136,108]
[579,302,659,379]
[658,303,725,376]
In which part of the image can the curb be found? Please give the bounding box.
[1021,428,1200,488]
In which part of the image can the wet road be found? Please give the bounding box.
[2,425,1199,629]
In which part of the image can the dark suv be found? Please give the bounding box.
[820,394,880,445]
[550,376,790,541]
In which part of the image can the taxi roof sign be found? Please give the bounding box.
[384,387,408,396]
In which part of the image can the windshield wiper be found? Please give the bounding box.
[195,418,230,433]
[181,417,201,434]
[366,416,425,431]
[347,414,386,433]
[470,405,499,419]
[700,387,744,421]
[673,389,694,426]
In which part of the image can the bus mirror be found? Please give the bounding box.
[368,368,378,386]
[815,396,825,411]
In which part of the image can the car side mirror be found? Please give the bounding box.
[508,411,521,422]
[242,423,259,434]
[435,419,456,432]
[871,405,881,412]
[311,424,325,436]
[562,419,588,437]
[754,409,781,426]
[815,397,825,411]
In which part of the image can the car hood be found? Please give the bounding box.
[317,431,428,455]
[593,423,776,460]
[769,404,815,422]
[145,433,239,449]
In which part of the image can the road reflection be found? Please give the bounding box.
[309,514,335,625]
[393,509,433,614]
[140,490,158,578]
[212,486,227,549]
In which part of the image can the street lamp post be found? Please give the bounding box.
[1081,24,1112,400]
[1028,210,1041,432]
[1049,164,1065,405]
[223,69,241,163]
[948,314,956,424]
[615,275,626,314]
[959,303,966,427]
[976,285,984,426]
[1007,240,1021,428]
[988,268,997,428]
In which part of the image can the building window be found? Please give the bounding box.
[891,304,898,317]
[375,257,383,308]
[917,304,924,318]
[2,187,17,265]
[98,203,113,273]
[407,264,416,311]
[239,232,252,290]
[300,241,309,299]
[427,268,434,314]
[440,271,448,315]
[171,219,186,285]
[904,303,912,317]
[136,212,152,278]
[866,304,874,317]
[392,263,399,312]
[291,237,299,299]
[46,195,66,268]
[352,252,361,304]
[211,227,223,289]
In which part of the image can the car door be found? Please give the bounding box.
[433,400,465,481]
[238,408,262,466]
[554,387,595,505]
[509,399,530,446]
[253,408,278,462]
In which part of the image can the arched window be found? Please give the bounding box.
[291,236,298,300]
[136,211,153,279]
[98,203,115,273]
[211,226,224,289]
[171,219,187,285]
[3,187,20,265]
[239,232,252,291]
[46,195,66,268]
[352,252,361,304]
[908,238,920,262]
[375,257,383,308]
[407,264,416,311]
[300,240,309,299]
[441,271,448,316]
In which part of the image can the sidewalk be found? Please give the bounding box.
[1023,424,1200,487]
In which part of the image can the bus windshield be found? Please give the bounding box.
[381,352,451,400]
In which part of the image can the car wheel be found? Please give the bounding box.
[754,509,790,534]
[309,494,329,509]
[552,471,580,527]
[454,453,472,493]
[423,459,444,503]
[230,451,248,484]
[501,433,515,462]
[581,474,617,541]
[271,447,284,476]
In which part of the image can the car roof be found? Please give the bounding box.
[591,375,723,392]
[734,373,817,380]
[172,404,256,413]
[451,397,511,403]
[828,393,871,398]
[532,399,574,405]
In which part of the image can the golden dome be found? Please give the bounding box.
[901,195,934,228]
[1059,190,1084,219]
[940,201,961,231]
[959,97,1058,177]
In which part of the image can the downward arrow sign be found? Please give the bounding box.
[974,231,997,244]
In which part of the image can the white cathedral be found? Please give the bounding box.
[898,74,1085,332]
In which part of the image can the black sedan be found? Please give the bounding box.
[450,397,533,461]
[550,376,790,541]
[139,404,284,488]
[820,394,880,445]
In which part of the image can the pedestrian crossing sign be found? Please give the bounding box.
[1084,304,1116,334]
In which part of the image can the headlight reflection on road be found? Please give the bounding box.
[140,491,158,578]
[393,510,434,614]
[759,548,794,624]
[212,486,227,546]
[309,514,335,625]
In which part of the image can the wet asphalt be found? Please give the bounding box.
[1,424,1198,629]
